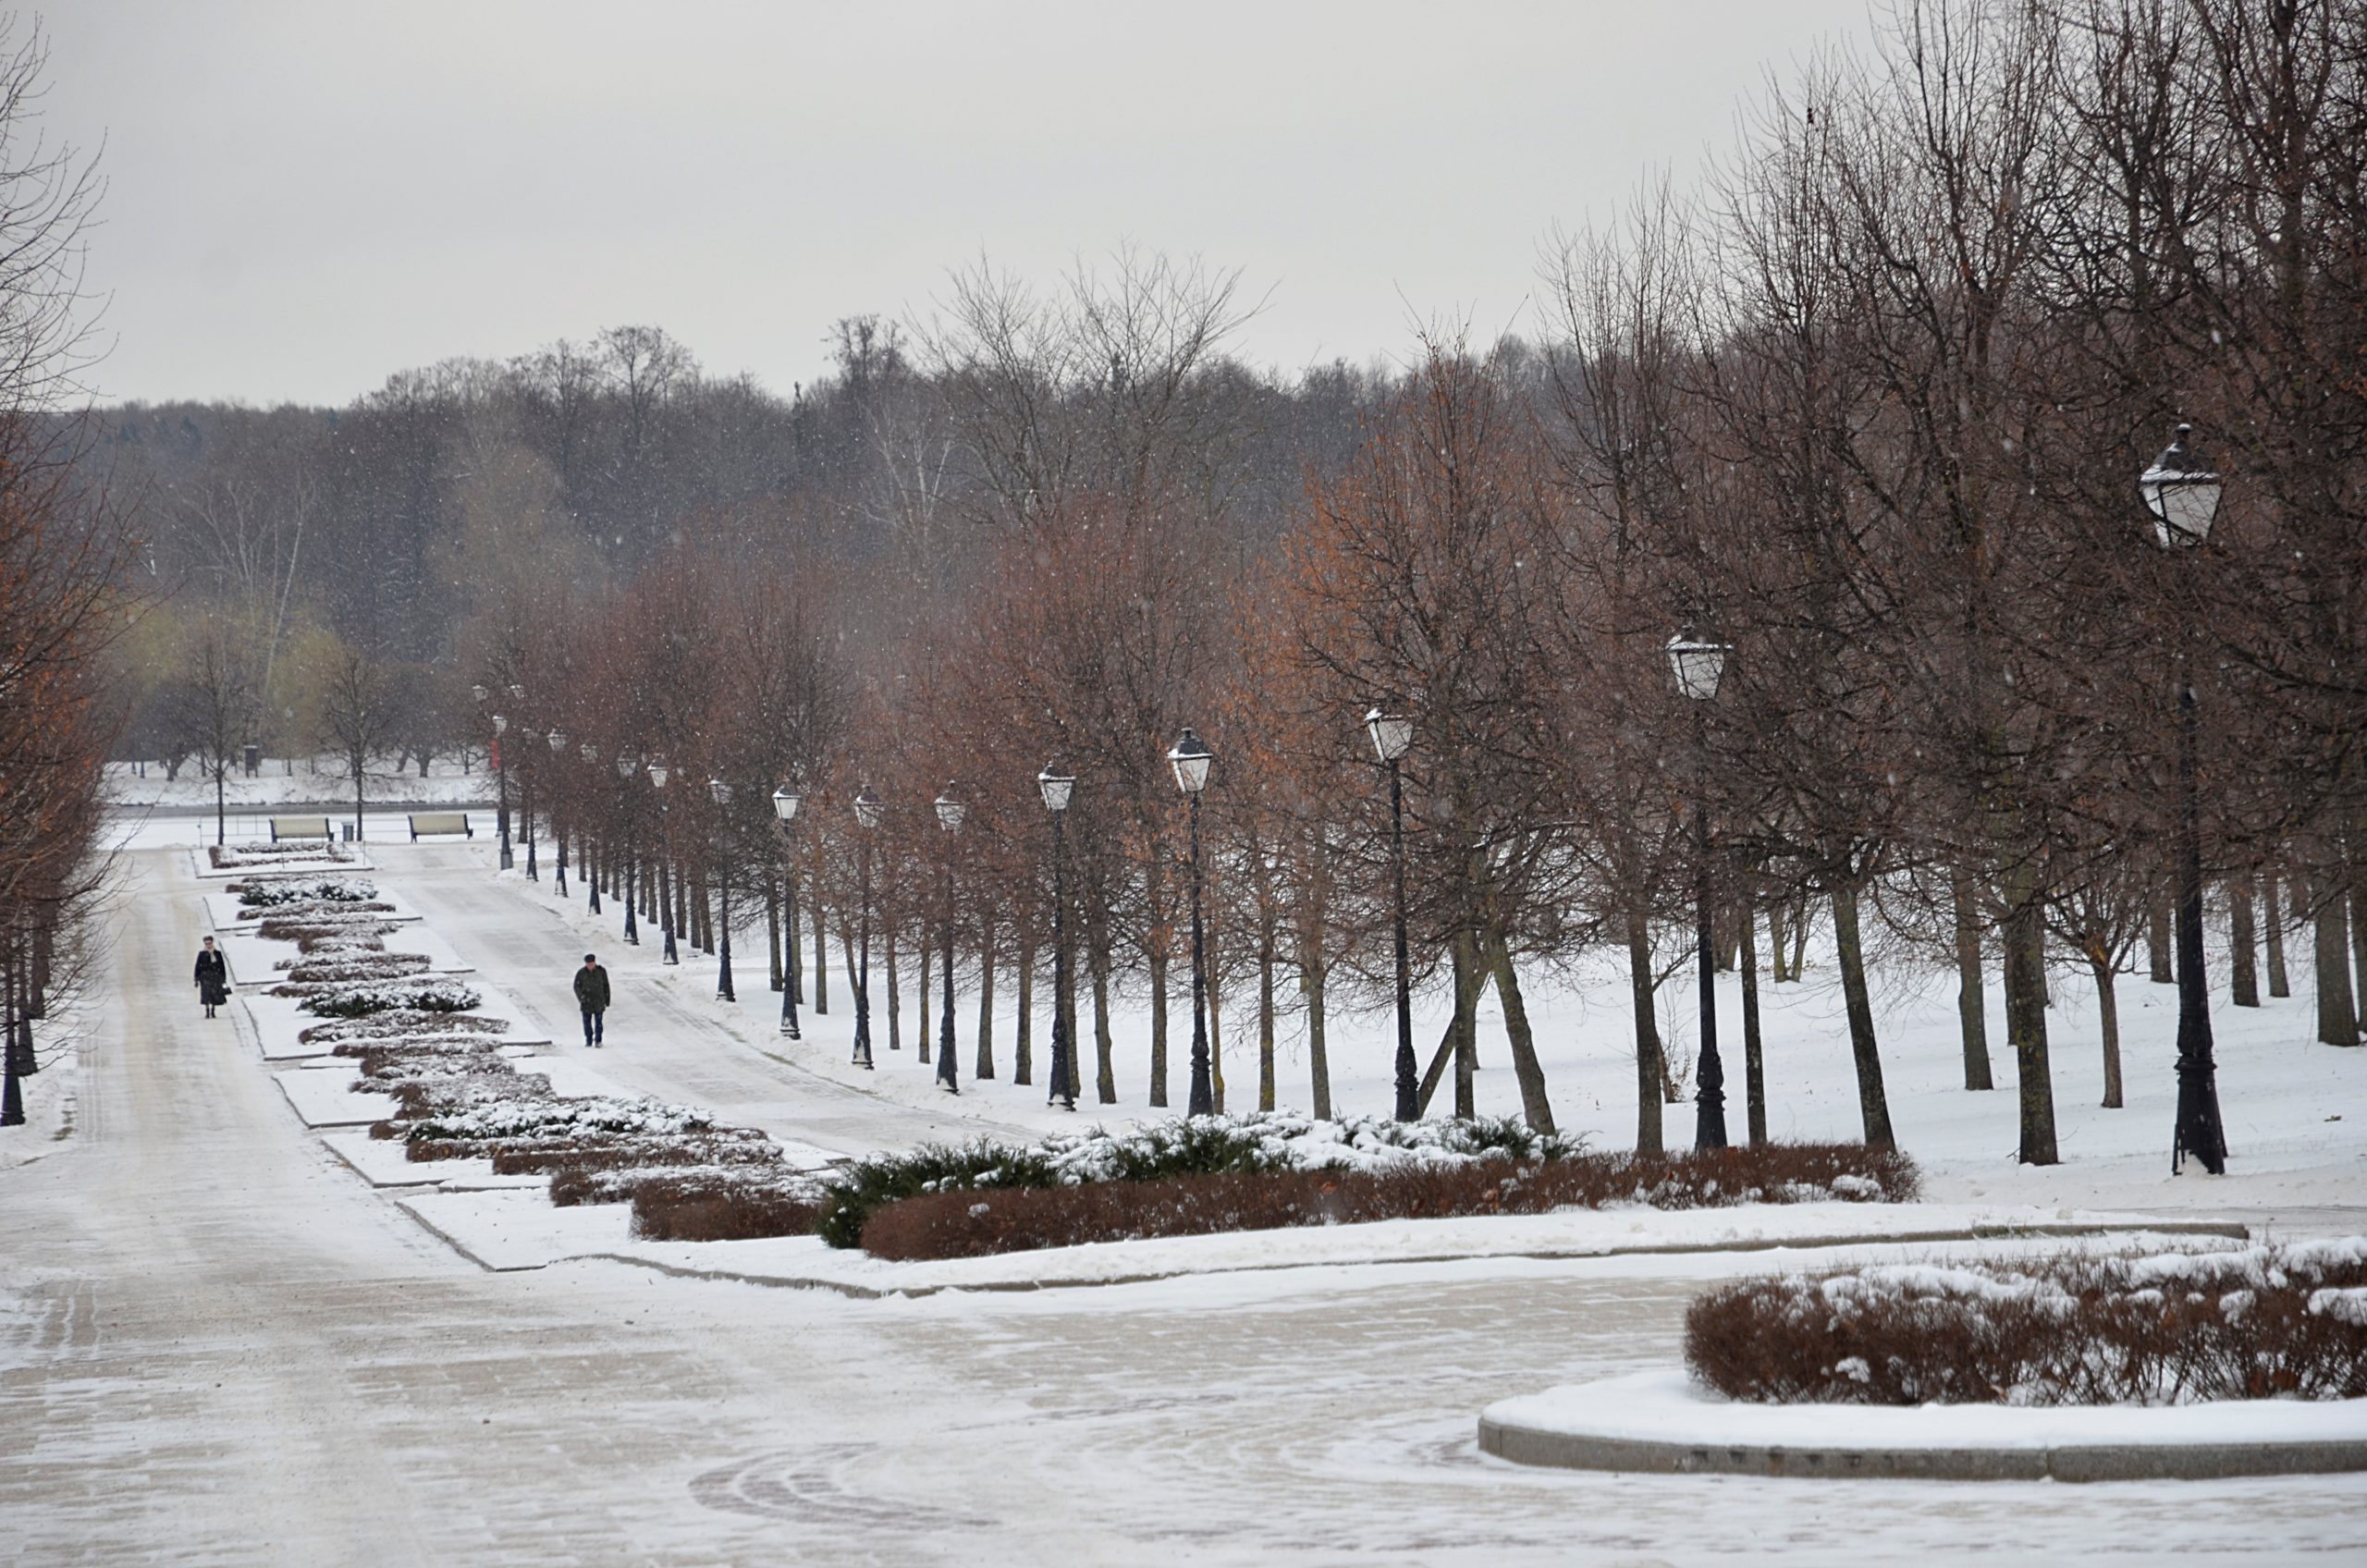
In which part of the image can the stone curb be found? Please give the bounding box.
[1477,1415,2367,1481]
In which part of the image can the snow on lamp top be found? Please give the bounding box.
[2140,423,2223,548]
[1665,630,1730,702]
[1365,705,1414,763]
[646,756,670,790]
[1168,728,1213,794]
[1038,765,1074,813]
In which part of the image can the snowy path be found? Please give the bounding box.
[3,848,2365,1563]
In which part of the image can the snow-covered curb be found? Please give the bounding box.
[1478,1368,2367,1480]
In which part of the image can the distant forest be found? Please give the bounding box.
[99,293,1392,766]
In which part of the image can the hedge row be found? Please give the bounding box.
[1684,1241,2367,1405]
[854,1143,1919,1260]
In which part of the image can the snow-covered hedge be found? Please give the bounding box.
[304,1011,510,1046]
[210,840,356,868]
[273,952,433,989]
[1686,1240,2367,1406]
[402,1096,713,1145]
[258,913,399,944]
[235,876,380,909]
[298,977,481,1019]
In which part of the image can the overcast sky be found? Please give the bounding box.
[47,1,1875,407]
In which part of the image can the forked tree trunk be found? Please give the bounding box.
[1830,883,1895,1149]
[1625,904,1664,1157]
[2086,940,2124,1109]
[1953,869,1993,1090]
[2230,878,2261,1008]
[2004,900,2059,1164]
[1486,932,1556,1133]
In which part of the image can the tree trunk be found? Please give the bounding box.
[1739,900,1765,1145]
[2004,900,2059,1164]
[916,930,930,1063]
[1452,928,1478,1121]
[812,899,828,1015]
[2316,876,2360,1046]
[1090,925,1117,1103]
[1208,964,1225,1116]
[2230,877,2261,1008]
[975,913,995,1081]
[1257,917,1276,1113]
[1625,903,1664,1156]
[1830,883,1895,1149]
[2148,901,2174,984]
[886,929,901,1052]
[787,864,803,1005]
[1486,932,1556,1133]
[1766,900,1788,983]
[1786,897,1809,982]
[2086,942,2124,1109]
[765,879,783,992]
[1013,931,1034,1086]
[1300,938,1331,1120]
[2351,868,2367,1029]
[1147,944,1171,1109]
[1953,869,1993,1090]
[2265,870,2291,998]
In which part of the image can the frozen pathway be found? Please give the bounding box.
[4,846,2366,1563]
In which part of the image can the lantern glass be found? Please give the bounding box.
[2140,425,2223,547]
[1665,632,1729,701]
[547,729,567,753]
[936,788,966,833]
[1038,767,1074,813]
[771,786,802,822]
[614,754,636,779]
[853,787,883,830]
[709,778,731,806]
[1365,706,1413,763]
[491,713,509,735]
[1167,729,1213,794]
[647,757,670,790]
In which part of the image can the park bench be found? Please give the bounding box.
[268,815,333,842]
[408,811,473,841]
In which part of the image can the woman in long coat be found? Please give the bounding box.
[194,937,229,1019]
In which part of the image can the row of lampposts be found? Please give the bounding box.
[494,426,2226,1157]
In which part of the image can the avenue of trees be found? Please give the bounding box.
[105,1,2367,1163]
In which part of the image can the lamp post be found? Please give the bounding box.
[773,785,803,1040]
[547,729,570,896]
[649,755,679,964]
[1169,728,1215,1116]
[853,786,884,1068]
[2141,423,2229,1176]
[1366,706,1417,1121]
[935,783,964,1095]
[613,753,638,941]
[1039,765,1078,1110]
[489,708,515,872]
[1667,629,1731,1151]
[710,778,736,1002]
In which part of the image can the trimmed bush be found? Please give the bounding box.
[630,1169,828,1242]
[1684,1240,2367,1406]
[234,876,380,908]
[500,1130,779,1178]
[210,840,356,868]
[259,915,399,944]
[402,1094,712,1145]
[272,954,435,994]
[852,1142,1917,1259]
[298,977,482,1019]
[308,1011,510,1045]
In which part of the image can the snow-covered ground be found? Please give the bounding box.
[104,753,496,811]
[2,839,2363,1563]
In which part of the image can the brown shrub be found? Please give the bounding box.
[629,1170,827,1242]
[858,1143,1917,1261]
[1684,1242,2367,1405]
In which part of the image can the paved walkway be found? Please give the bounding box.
[2,849,2364,1564]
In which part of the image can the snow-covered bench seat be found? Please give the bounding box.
[409,812,473,841]
[270,815,333,841]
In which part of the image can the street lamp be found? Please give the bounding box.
[648,755,679,965]
[710,778,736,1003]
[1169,727,1215,1116]
[2143,423,2228,1176]
[1366,705,1417,1121]
[852,785,884,1068]
[614,753,640,938]
[935,782,964,1095]
[772,784,803,1040]
[1667,628,1731,1151]
[547,729,569,896]
[1040,764,1078,1110]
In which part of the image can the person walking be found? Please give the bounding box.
[573,952,610,1047]
[193,936,230,1019]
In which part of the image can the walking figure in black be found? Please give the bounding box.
[194,936,230,1019]
[573,952,610,1047]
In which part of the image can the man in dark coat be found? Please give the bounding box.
[572,953,610,1047]
[194,937,229,1019]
